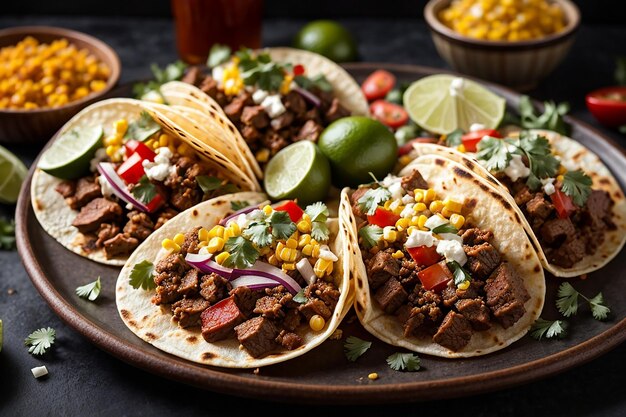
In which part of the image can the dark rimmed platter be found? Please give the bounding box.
[16,64,626,404]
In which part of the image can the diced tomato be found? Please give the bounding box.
[362,70,396,101]
[398,137,438,156]
[407,245,441,267]
[145,193,164,213]
[124,140,156,161]
[274,200,304,222]
[370,100,409,129]
[293,64,305,76]
[550,188,576,218]
[461,129,502,152]
[417,262,452,292]
[200,296,245,342]
[117,153,146,184]
[367,207,400,228]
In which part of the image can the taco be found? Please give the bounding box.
[32,98,258,266]
[411,129,626,277]
[116,193,353,367]
[339,157,545,357]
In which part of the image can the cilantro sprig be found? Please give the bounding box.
[196,175,240,197]
[133,61,187,99]
[447,260,471,287]
[444,128,464,147]
[75,277,101,301]
[358,187,392,216]
[561,170,592,206]
[476,136,511,172]
[124,111,161,142]
[129,260,156,290]
[344,336,372,362]
[293,289,308,304]
[358,225,383,249]
[517,95,571,136]
[24,327,56,355]
[556,282,611,320]
[207,44,232,68]
[231,201,250,211]
[432,223,458,235]
[386,352,421,371]
[132,176,157,204]
[530,318,568,340]
[305,202,330,242]
[223,236,259,269]
[0,218,16,250]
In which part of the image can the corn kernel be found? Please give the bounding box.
[314,258,332,278]
[262,205,273,216]
[198,228,210,242]
[429,200,444,213]
[417,215,428,229]
[383,226,397,242]
[399,155,412,166]
[114,119,128,136]
[208,225,225,239]
[158,134,170,147]
[298,234,311,248]
[395,218,410,231]
[286,238,298,249]
[228,222,241,236]
[173,233,185,246]
[145,139,156,150]
[312,245,320,258]
[392,250,404,259]
[297,219,311,233]
[457,144,466,153]
[282,262,296,271]
[105,145,118,157]
[457,280,470,290]
[443,197,463,214]
[414,202,427,212]
[368,373,379,381]
[197,240,208,248]
[309,314,326,331]
[207,237,225,253]
[268,254,279,266]
[424,189,437,204]
[279,247,298,263]
[215,252,230,265]
[161,239,180,252]
[414,189,425,203]
[302,244,313,256]
[557,175,564,182]
[255,148,270,163]
[449,214,466,229]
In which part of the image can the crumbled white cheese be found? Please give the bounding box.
[449,77,464,97]
[97,174,115,198]
[504,154,531,182]
[470,123,486,132]
[389,199,402,212]
[89,147,108,172]
[438,233,463,243]
[542,178,556,195]
[424,214,449,230]
[260,94,286,118]
[31,366,48,379]
[319,245,338,262]
[212,65,225,87]
[388,181,404,200]
[126,203,134,210]
[143,147,174,181]
[381,174,402,188]
[400,204,414,218]
[252,89,268,104]
[436,239,467,265]
[405,230,437,248]
[402,194,415,205]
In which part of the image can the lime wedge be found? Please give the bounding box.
[403,75,506,134]
[264,141,331,205]
[38,126,104,180]
[0,145,28,204]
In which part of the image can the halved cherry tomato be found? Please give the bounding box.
[461,129,502,152]
[585,86,626,127]
[145,193,164,213]
[293,64,305,76]
[370,100,409,129]
[398,137,438,156]
[362,70,396,101]
[407,245,441,267]
[274,200,304,222]
[550,188,576,218]
[117,153,146,184]
[417,261,453,292]
[125,140,156,161]
[367,207,400,228]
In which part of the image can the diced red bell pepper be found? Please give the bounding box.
[461,129,502,152]
[274,200,304,222]
[417,261,453,292]
[293,64,305,76]
[145,193,164,213]
[550,188,576,218]
[124,140,156,161]
[117,152,146,184]
[407,245,441,267]
[200,296,245,342]
[398,137,438,156]
[367,207,401,228]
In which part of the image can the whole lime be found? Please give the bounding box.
[293,20,358,63]
[318,117,397,188]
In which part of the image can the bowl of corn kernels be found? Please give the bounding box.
[0,26,120,144]
[424,0,580,90]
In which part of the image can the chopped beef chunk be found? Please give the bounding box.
[230,286,263,318]
[184,162,209,182]
[441,284,458,308]
[484,263,530,328]
[464,242,501,280]
[460,228,493,246]
[526,194,553,222]
[178,269,200,296]
[397,305,425,338]
[103,233,138,258]
[374,277,407,314]
[582,190,614,228]
[295,120,323,142]
[55,180,75,198]
[400,169,428,195]
[325,98,349,122]
[199,76,219,99]
[95,223,119,247]
[350,187,370,219]
[172,297,210,328]
[241,125,261,143]
[276,330,304,351]
[254,295,286,319]
[154,208,178,230]
[304,280,340,309]
[261,131,289,154]
[170,186,201,211]
[201,296,245,342]
[270,111,294,131]
[156,253,190,275]
[302,107,322,124]
[200,273,232,304]
[123,211,154,241]
[72,198,123,233]
[67,178,102,210]
[180,226,201,254]
[282,308,302,331]
[547,237,586,268]
[241,106,269,129]
[366,250,400,290]
[298,298,332,321]
[153,253,190,304]
[181,65,202,85]
[234,316,279,358]
[283,90,306,117]
[540,218,575,245]
[432,311,473,352]
[455,299,491,330]
[223,94,248,122]
[514,186,534,206]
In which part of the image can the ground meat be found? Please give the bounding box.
[270,111,294,131]
[170,187,201,211]
[350,187,370,219]
[441,284,458,308]
[374,277,407,314]
[201,296,245,342]
[123,211,154,241]
[180,226,201,254]
[67,177,101,210]
[254,295,286,319]
[55,180,75,198]
[181,65,202,85]
[484,263,530,328]
[295,120,323,142]
[283,90,306,117]
[304,280,340,309]
[298,298,332,321]
[275,330,304,351]
[366,250,400,290]
[324,98,349,122]
[200,273,232,304]
[397,305,425,338]
[223,94,248,122]
[397,258,422,290]
[400,169,428,195]
[230,286,263,318]
[540,218,575,246]
[526,194,553,222]
[241,106,270,129]
[514,186,534,206]
[154,208,178,230]
[103,233,138,258]
[282,308,302,331]
[241,125,261,143]
[199,76,219,99]
[432,311,473,352]
[261,131,289,154]
[156,253,190,275]
[460,228,493,246]
[547,237,586,268]
[72,198,123,233]
[234,316,279,358]
[455,299,491,330]
[95,223,119,247]
[178,269,200,296]
[464,242,501,280]
[172,297,210,328]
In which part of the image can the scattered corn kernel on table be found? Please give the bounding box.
[1,15,625,416]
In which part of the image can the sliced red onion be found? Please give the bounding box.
[293,87,321,108]
[97,163,149,212]
[247,261,302,294]
[231,275,280,291]
[219,205,258,226]
[296,258,316,286]
[184,253,233,279]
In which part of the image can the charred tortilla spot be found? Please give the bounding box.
[355,301,364,313]
[493,336,499,343]
[186,336,198,343]
[145,332,157,341]
[524,253,531,260]
[536,299,542,309]
[120,309,131,319]
[533,264,541,273]
[228,125,235,133]
[192,209,198,217]
[201,352,216,360]
[142,315,148,322]
[35,198,44,210]
[466,198,478,209]
[357,278,363,289]
[435,158,445,166]
[215,200,226,206]
[453,166,473,179]
[128,320,137,328]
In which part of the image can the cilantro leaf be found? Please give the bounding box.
[133,61,187,99]
[515,132,560,183]
[196,176,223,194]
[207,44,232,68]
[311,221,330,242]
[386,352,421,371]
[476,136,511,172]
[294,74,333,92]
[242,222,272,247]
[24,327,56,355]
[561,170,592,206]
[223,236,259,269]
[306,202,330,242]
[269,211,296,240]
[447,260,472,287]
[293,289,308,304]
[358,187,392,216]
[445,128,464,147]
[231,201,250,211]
[530,318,568,340]
[124,111,161,141]
[0,218,16,250]
[616,56,626,86]
[359,225,383,249]
[344,336,372,362]
[432,224,458,234]
[556,282,579,317]
[129,260,156,290]
[131,176,157,204]
[589,292,611,321]
[75,277,101,301]
[518,95,571,136]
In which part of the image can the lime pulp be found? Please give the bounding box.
[38,126,104,180]
[0,145,28,204]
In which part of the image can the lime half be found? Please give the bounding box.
[0,145,28,204]
[403,75,505,134]
[264,141,331,205]
[38,126,104,180]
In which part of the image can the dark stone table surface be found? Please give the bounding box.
[0,15,624,417]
